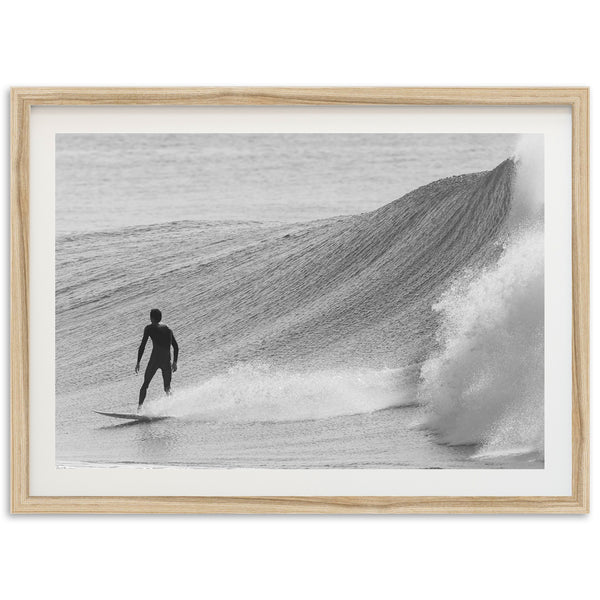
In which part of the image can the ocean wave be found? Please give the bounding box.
[56,146,543,458]
[56,158,516,394]
[418,137,544,457]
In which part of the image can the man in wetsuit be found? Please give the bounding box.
[135,308,179,409]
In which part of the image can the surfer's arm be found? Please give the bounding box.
[135,326,150,372]
[172,334,179,369]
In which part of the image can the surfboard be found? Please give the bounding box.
[93,410,169,423]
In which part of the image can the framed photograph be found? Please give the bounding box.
[11,87,589,513]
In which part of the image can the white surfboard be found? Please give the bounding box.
[93,410,169,423]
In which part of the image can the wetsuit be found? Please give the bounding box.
[137,323,179,406]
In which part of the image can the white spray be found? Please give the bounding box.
[145,363,413,422]
[419,135,545,458]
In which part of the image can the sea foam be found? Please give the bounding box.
[145,364,412,422]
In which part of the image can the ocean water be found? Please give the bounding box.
[56,133,519,232]
[55,133,544,469]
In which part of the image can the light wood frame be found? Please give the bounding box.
[10,87,589,514]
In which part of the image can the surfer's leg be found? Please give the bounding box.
[139,362,158,407]
[161,362,172,395]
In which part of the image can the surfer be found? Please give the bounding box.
[135,309,179,408]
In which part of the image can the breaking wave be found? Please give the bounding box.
[418,136,544,458]
[56,138,544,458]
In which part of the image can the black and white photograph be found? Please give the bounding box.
[5,0,597,595]
[55,132,544,470]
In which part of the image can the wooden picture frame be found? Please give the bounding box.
[11,87,589,514]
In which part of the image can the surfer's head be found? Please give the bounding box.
[150,308,162,324]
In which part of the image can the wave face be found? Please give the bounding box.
[56,152,542,457]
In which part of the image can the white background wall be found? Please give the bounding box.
[1,2,596,599]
